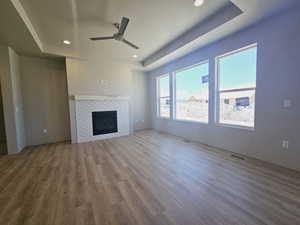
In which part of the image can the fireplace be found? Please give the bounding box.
[73,95,130,143]
[92,111,118,136]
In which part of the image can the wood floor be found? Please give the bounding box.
[0,130,300,225]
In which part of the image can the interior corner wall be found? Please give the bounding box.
[147,7,300,171]
[0,45,25,154]
[20,56,70,146]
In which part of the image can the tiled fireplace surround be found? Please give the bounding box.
[72,96,130,143]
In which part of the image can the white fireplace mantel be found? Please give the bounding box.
[74,95,130,101]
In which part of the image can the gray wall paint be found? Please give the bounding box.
[0,83,7,154]
[66,58,133,97]
[131,70,151,131]
[21,56,70,146]
[148,7,300,171]
[9,48,26,151]
[0,46,25,154]
[0,45,16,154]
[0,83,6,142]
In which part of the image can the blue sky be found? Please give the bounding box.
[219,47,257,90]
[159,76,170,97]
[176,62,209,100]
[159,46,257,100]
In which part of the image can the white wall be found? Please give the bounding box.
[0,46,26,154]
[147,7,300,171]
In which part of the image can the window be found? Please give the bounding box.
[216,44,257,128]
[157,75,170,118]
[174,62,209,123]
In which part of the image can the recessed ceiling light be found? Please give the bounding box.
[63,40,71,45]
[194,0,204,7]
[133,54,138,58]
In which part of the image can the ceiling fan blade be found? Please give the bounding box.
[122,39,139,49]
[118,17,129,35]
[90,36,114,41]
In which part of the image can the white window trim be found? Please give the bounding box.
[173,60,210,124]
[215,43,257,130]
[156,74,171,119]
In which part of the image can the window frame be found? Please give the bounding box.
[215,43,257,130]
[173,60,210,124]
[156,74,171,119]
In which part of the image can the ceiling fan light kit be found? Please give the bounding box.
[90,17,140,50]
[194,0,204,7]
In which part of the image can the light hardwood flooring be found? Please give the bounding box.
[0,130,300,225]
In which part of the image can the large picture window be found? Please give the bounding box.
[216,44,257,128]
[156,75,170,118]
[174,62,209,123]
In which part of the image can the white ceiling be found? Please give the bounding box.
[143,0,300,70]
[1,0,299,69]
[19,0,230,59]
[0,0,41,56]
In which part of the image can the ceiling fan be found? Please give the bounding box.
[90,17,140,50]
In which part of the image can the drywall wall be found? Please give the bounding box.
[66,57,133,96]
[131,70,151,131]
[0,45,16,154]
[148,7,300,171]
[20,56,70,146]
[0,83,7,155]
[9,48,26,151]
[0,83,6,142]
[0,46,25,154]
[66,57,150,142]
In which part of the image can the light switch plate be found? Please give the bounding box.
[282,140,289,149]
[283,99,292,108]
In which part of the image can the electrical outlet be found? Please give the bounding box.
[99,80,108,86]
[43,129,48,134]
[283,99,292,108]
[282,140,289,149]
[282,140,286,149]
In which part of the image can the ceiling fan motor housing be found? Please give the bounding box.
[90,17,139,49]
[114,33,124,41]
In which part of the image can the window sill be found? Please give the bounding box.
[174,118,209,125]
[216,123,255,131]
[157,116,171,120]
